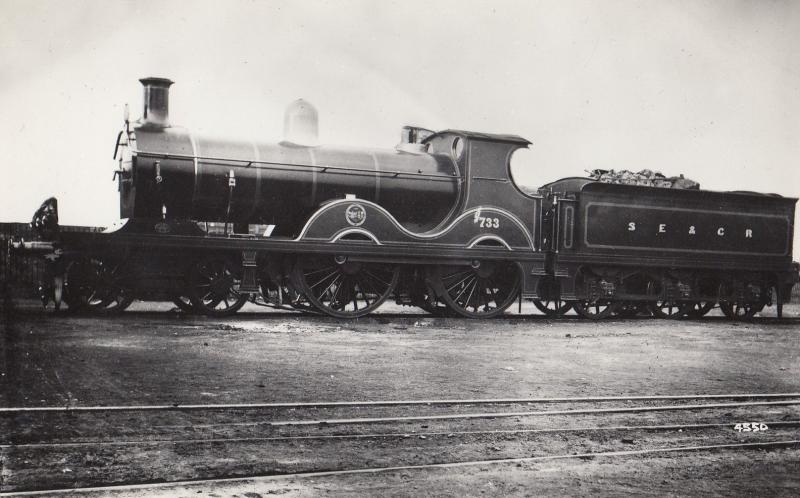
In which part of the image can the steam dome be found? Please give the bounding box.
[283,99,319,146]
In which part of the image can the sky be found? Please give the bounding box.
[1,0,798,250]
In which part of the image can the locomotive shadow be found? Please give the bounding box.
[5,299,799,326]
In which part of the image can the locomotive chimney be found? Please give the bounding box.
[283,99,318,146]
[139,77,174,128]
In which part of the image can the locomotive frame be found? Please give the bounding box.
[8,77,799,320]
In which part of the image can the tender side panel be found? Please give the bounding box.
[555,183,796,271]
[584,203,790,256]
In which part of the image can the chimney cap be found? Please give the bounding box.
[139,77,174,87]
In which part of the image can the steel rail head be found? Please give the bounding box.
[2,393,800,415]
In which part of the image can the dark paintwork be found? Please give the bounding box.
[12,75,798,311]
[121,127,460,233]
[552,182,796,276]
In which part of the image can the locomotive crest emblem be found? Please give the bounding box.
[345,204,366,226]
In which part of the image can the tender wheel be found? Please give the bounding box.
[646,277,685,319]
[431,261,520,319]
[63,257,134,314]
[719,301,763,320]
[684,301,715,318]
[573,270,620,320]
[573,299,619,319]
[649,300,685,319]
[719,281,767,320]
[294,257,399,318]
[188,258,248,317]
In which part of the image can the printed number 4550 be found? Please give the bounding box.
[476,216,500,228]
[734,423,768,432]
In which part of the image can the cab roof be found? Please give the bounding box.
[432,129,531,145]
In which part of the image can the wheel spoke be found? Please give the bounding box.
[441,269,473,281]
[296,260,398,318]
[363,270,392,288]
[303,265,338,278]
[189,259,248,317]
[358,276,377,304]
[355,280,370,307]
[488,283,498,308]
[445,272,475,293]
[360,272,380,296]
[318,273,343,299]
[433,263,518,318]
[452,275,476,304]
[464,279,479,311]
[323,274,343,302]
[308,269,339,290]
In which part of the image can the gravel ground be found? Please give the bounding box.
[1,299,799,496]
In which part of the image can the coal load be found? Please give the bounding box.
[587,169,699,189]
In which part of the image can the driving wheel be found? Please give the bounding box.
[429,261,520,319]
[294,257,399,318]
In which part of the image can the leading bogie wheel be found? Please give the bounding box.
[63,257,134,314]
[188,257,249,317]
[294,257,399,318]
[430,261,520,319]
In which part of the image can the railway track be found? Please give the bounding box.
[4,440,799,497]
[2,394,799,494]
[3,392,800,413]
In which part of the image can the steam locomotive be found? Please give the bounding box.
[10,77,799,319]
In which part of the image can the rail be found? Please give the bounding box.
[3,392,798,414]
